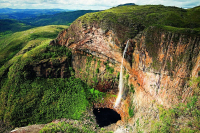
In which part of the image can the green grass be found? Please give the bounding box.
[77,5,200,43]
[0,25,68,68]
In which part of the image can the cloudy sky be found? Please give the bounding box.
[0,0,199,10]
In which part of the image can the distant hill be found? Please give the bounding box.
[117,3,136,7]
[0,19,33,35]
[0,8,70,14]
[0,8,73,20]
[22,10,100,26]
[0,10,100,35]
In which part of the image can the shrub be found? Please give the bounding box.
[39,121,95,133]
[128,105,135,118]
[130,84,135,94]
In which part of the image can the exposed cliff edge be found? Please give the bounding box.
[51,5,200,107]
[49,5,200,132]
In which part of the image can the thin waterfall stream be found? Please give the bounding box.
[114,40,129,108]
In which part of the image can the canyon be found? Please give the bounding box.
[48,10,200,131]
[54,20,198,103]
[1,5,200,132]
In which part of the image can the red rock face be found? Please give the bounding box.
[52,20,200,120]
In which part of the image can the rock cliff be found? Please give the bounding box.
[50,5,200,131]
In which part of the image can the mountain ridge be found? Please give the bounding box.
[117,3,136,7]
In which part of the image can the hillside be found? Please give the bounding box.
[76,5,200,43]
[0,8,71,20]
[0,19,33,35]
[22,10,100,26]
[0,5,200,133]
[0,25,68,68]
[0,10,100,35]
[0,25,100,132]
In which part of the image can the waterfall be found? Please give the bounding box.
[114,40,129,108]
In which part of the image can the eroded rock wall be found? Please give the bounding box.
[51,20,200,123]
[131,27,200,107]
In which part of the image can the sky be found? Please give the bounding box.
[0,0,199,10]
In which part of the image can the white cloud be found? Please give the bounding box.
[0,0,199,9]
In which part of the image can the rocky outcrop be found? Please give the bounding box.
[50,12,200,131]
[27,57,71,79]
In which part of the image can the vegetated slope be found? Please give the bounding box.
[0,44,92,130]
[0,24,103,132]
[22,10,100,26]
[77,5,200,43]
[0,25,68,68]
[0,19,33,35]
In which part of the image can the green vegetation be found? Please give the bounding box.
[0,41,104,128]
[40,121,95,133]
[151,97,200,133]
[0,8,66,20]
[96,60,101,74]
[1,77,90,127]
[88,88,105,103]
[0,41,81,126]
[0,25,68,67]
[0,25,106,129]
[0,10,99,37]
[22,10,99,26]
[104,61,114,74]
[76,5,200,72]
[0,19,33,35]
[78,5,200,43]
[128,102,135,118]
[136,118,143,133]
[130,84,135,94]
[0,24,95,130]
[128,85,135,118]
[151,77,200,133]
[125,74,129,81]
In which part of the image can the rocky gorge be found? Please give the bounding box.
[1,5,200,133]
[49,5,200,132]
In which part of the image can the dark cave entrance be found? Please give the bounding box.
[93,108,121,127]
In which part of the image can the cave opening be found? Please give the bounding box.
[93,108,121,127]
